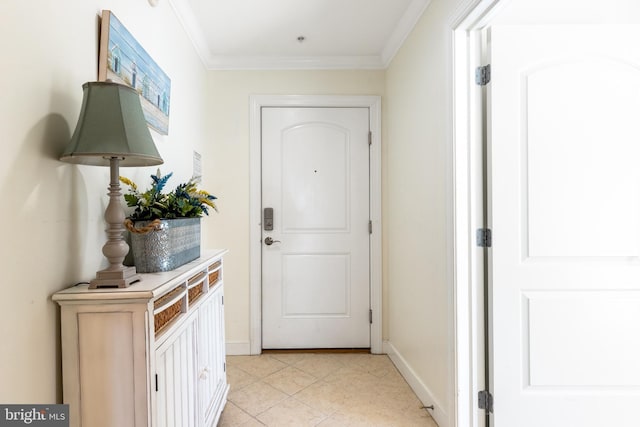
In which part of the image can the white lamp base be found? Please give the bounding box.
[90,266,141,289]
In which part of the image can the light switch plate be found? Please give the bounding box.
[193,150,202,178]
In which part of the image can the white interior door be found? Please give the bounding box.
[489,25,640,427]
[261,107,370,349]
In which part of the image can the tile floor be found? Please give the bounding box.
[219,352,439,426]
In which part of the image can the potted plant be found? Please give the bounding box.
[120,170,218,273]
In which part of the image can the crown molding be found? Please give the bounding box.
[381,0,432,67]
[168,0,212,68]
[169,0,428,70]
[205,55,386,70]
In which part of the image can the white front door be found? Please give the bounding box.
[489,25,640,426]
[261,107,371,349]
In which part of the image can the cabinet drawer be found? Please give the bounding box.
[208,261,222,288]
[188,272,207,305]
[154,286,186,335]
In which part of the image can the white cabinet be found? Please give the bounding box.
[53,250,228,427]
[196,286,226,427]
[155,315,198,427]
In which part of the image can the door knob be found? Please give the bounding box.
[264,237,281,246]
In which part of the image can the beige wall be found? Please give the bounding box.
[0,0,208,402]
[202,71,386,347]
[384,0,470,424]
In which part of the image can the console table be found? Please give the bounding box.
[53,249,228,427]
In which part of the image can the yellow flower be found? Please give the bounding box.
[119,176,137,191]
[201,198,218,212]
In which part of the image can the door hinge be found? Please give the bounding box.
[222,295,224,305]
[475,64,491,86]
[369,309,373,324]
[224,362,226,373]
[368,131,372,146]
[478,390,493,413]
[476,228,492,248]
[155,374,158,392]
[369,220,373,234]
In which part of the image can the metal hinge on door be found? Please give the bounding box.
[369,220,373,234]
[478,390,493,413]
[369,309,373,324]
[476,228,492,248]
[475,65,491,86]
[368,131,372,146]
[155,374,158,392]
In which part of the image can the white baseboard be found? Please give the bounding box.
[226,341,251,355]
[384,341,448,427]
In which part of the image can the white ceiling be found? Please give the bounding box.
[167,0,431,70]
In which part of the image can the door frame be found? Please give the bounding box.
[452,1,508,426]
[249,95,382,355]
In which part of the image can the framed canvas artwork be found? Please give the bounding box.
[99,10,171,135]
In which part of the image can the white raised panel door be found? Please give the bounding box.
[262,107,370,349]
[489,25,640,427]
[155,316,198,427]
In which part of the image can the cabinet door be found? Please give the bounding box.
[197,285,226,426]
[155,316,197,427]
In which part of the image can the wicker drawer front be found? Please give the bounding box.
[208,261,222,288]
[154,287,186,334]
[208,271,219,287]
[188,271,207,305]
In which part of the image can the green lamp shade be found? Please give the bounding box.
[60,81,163,167]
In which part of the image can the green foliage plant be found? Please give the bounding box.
[120,170,218,221]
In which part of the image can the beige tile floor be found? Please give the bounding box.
[219,352,439,427]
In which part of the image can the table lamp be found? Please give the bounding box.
[61,81,164,288]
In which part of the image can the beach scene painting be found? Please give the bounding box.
[99,10,171,135]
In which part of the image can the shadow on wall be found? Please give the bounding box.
[8,111,81,269]
[2,99,78,402]
[46,92,94,283]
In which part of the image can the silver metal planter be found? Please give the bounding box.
[129,218,201,273]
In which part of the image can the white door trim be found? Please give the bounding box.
[452,1,509,426]
[249,95,382,355]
